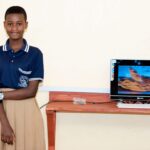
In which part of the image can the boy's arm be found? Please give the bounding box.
[3,80,40,100]
[0,80,40,144]
[0,103,15,144]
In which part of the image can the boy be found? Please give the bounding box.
[0,6,45,150]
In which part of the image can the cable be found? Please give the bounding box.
[39,100,113,109]
[40,101,51,109]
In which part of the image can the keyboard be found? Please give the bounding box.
[117,101,150,109]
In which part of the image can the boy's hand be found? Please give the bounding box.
[1,123,15,145]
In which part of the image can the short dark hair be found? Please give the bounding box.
[5,6,27,21]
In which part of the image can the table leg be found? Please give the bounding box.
[47,111,56,150]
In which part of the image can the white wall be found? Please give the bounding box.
[1,0,150,150]
[1,0,150,89]
[56,113,150,150]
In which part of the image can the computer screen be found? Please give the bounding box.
[110,59,150,101]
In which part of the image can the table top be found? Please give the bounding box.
[46,101,150,115]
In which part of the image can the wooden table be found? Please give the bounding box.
[46,91,150,150]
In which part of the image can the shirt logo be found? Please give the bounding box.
[18,75,29,87]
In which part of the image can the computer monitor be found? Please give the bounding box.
[110,59,150,101]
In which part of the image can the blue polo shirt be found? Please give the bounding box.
[0,39,44,89]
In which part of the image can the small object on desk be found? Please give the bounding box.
[73,97,86,105]
[117,101,150,109]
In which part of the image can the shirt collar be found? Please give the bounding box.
[2,39,30,53]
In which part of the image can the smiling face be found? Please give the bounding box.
[4,13,28,40]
